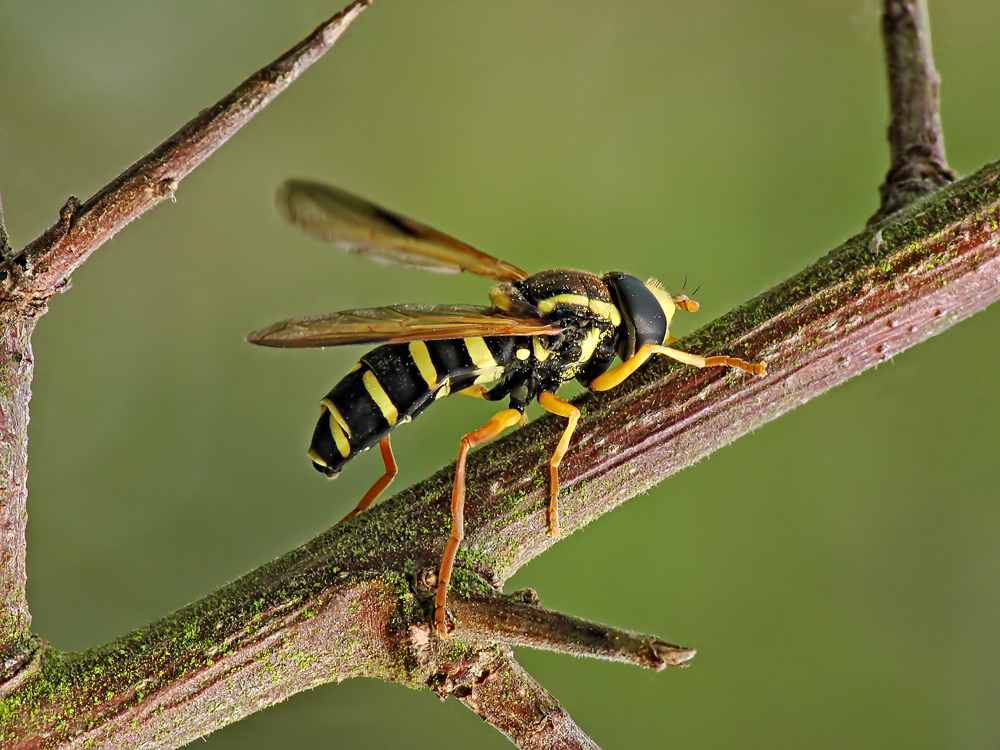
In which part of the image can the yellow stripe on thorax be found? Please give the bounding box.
[363,370,399,425]
[408,341,438,388]
[597,299,622,327]
[536,293,621,327]
[536,293,588,314]
[533,337,551,362]
[577,327,603,363]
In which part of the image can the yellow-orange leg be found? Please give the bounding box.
[336,435,398,525]
[435,408,523,638]
[537,392,581,539]
[590,344,766,392]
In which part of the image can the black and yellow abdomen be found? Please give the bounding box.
[308,336,515,476]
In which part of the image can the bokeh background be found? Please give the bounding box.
[2,1,999,747]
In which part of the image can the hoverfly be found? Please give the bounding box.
[248,180,766,637]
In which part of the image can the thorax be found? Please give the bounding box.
[491,270,622,398]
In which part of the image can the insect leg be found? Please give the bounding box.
[537,392,581,539]
[435,408,523,638]
[669,348,765,374]
[336,435,398,525]
[590,344,765,391]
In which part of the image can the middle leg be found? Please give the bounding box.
[537,391,581,538]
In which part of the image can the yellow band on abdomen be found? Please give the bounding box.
[363,370,399,425]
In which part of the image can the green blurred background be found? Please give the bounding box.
[2,1,998,747]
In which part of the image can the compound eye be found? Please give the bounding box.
[607,273,669,358]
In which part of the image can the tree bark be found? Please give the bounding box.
[0,313,37,670]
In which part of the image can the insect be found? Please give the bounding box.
[248,179,766,637]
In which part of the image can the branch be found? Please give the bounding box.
[869,0,955,224]
[0,183,33,666]
[0,315,36,671]
[3,0,371,305]
[4,150,999,746]
[0,0,371,679]
[435,646,601,750]
[450,591,695,670]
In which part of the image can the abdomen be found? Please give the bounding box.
[308,336,514,476]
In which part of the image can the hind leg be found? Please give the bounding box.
[336,435,398,525]
[537,392,581,538]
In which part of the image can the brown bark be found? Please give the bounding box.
[444,647,602,750]
[0,313,37,669]
[869,0,955,224]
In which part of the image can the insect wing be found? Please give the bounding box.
[276,180,529,282]
[246,304,559,348]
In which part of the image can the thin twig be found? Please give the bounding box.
[4,155,1000,748]
[451,592,695,670]
[7,0,372,303]
[869,0,955,224]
